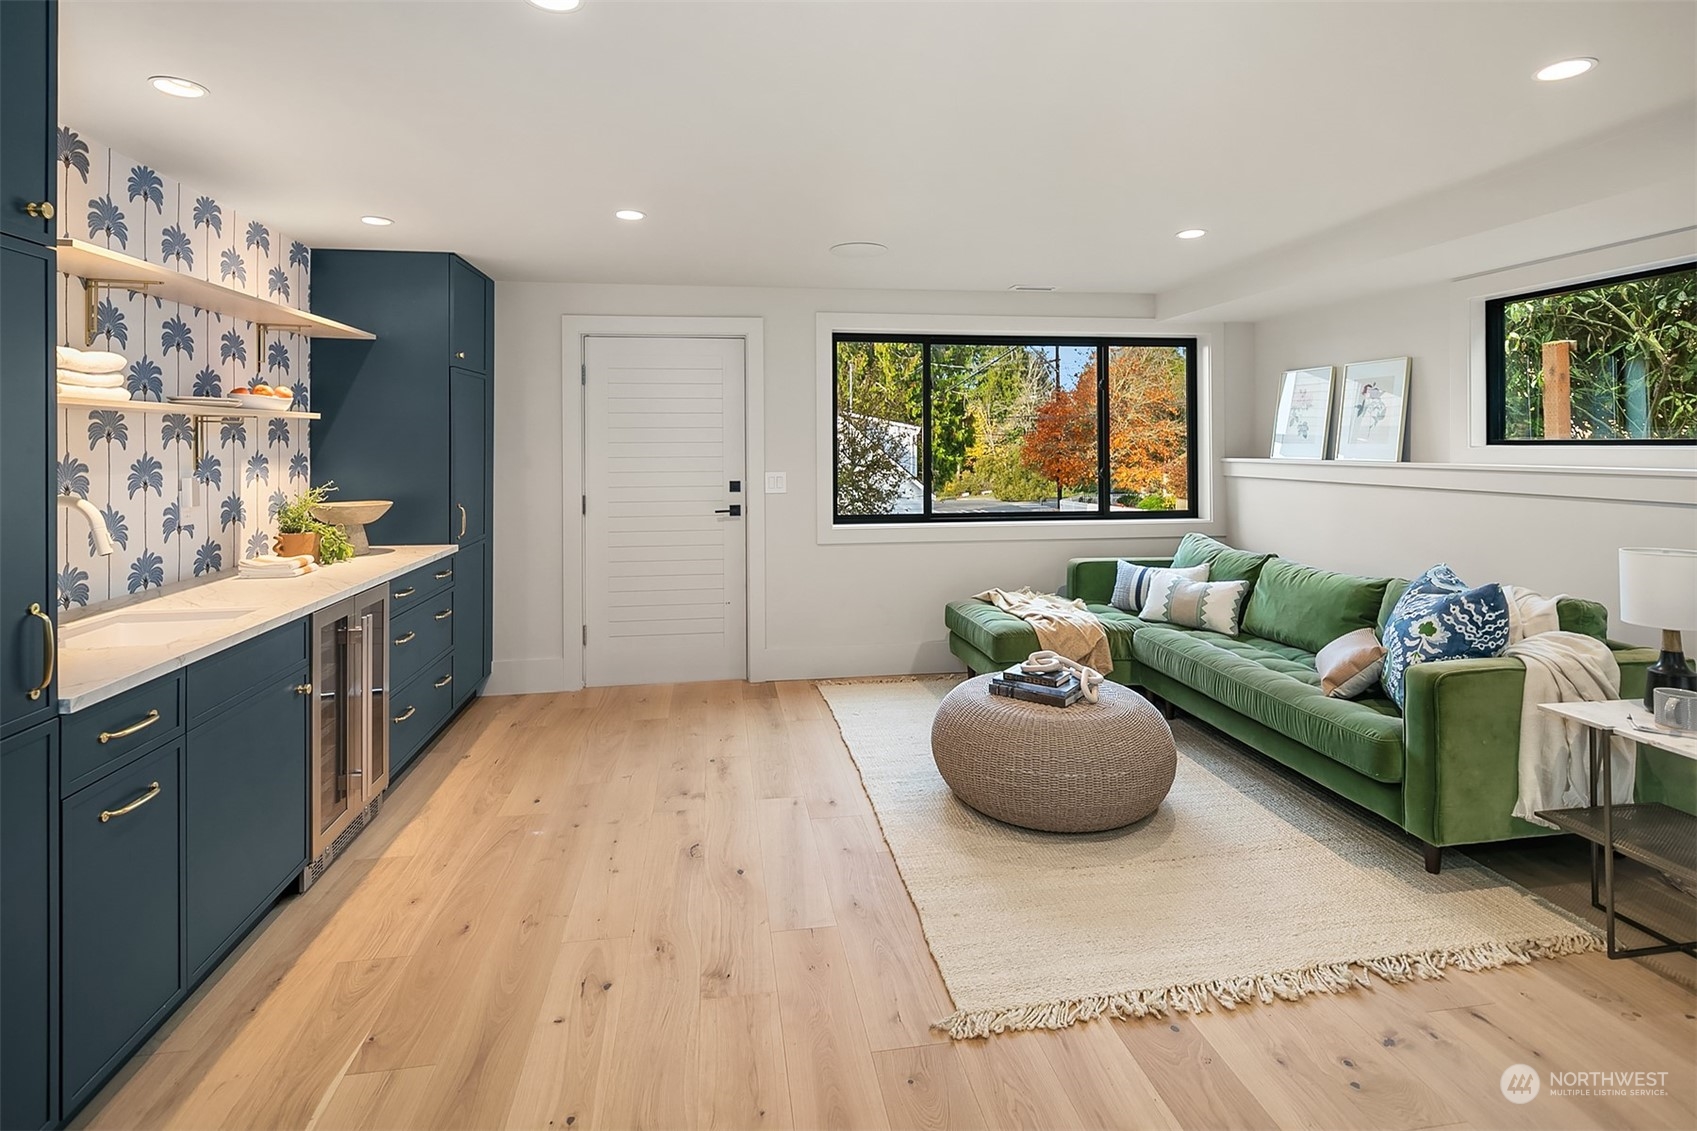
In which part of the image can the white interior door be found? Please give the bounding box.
[583,335,747,686]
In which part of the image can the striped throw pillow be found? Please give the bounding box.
[1139,575,1251,636]
[1111,560,1210,613]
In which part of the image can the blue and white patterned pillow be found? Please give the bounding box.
[1381,564,1510,708]
[1112,560,1209,613]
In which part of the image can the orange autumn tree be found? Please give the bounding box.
[1021,346,1188,502]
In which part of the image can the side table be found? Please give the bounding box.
[1535,699,1696,959]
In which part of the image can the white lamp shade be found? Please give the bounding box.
[1619,547,1697,630]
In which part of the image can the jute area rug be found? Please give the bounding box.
[816,678,1599,1039]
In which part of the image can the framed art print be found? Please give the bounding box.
[1270,366,1334,459]
[1335,357,1410,461]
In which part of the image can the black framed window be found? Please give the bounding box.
[1486,262,1696,444]
[832,334,1198,523]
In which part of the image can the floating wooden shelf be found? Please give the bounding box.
[56,238,376,348]
[56,394,320,421]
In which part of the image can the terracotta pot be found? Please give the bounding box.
[273,531,322,562]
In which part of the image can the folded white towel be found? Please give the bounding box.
[56,346,129,375]
[238,553,317,578]
[57,384,133,403]
[56,367,127,389]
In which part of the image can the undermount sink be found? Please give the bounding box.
[62,607,257,650]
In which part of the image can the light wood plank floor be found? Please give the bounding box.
[76,682,1697,1131]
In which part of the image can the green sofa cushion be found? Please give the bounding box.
[1243,558,1392,655]
[1133,626,1406,783]
[944,599,1146,665]
[1557,598,1609,640]
[1170,533,1274,586]
[1379,580,1409,631]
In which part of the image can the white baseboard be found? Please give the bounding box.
[485,657,577,696]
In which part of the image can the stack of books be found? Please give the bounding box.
[989,664,1084,707]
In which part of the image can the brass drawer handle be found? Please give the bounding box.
[434,674,453,689]
[25,201,55,220]
[100,781,161,823]
[434,569,453,580]
[393,586,415,599]
[99,709,161,744]
[294,682,313,696]
[392,705,417,724]
[394,631,416,646]
[434,609,453,621]
[26,603,54,701]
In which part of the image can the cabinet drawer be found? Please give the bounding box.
[390,588,454,690]
[389,661,454,774]
[61,741,182,1111]
[387,558,455,616]
[61,672,184,794]
[187,620,310,725]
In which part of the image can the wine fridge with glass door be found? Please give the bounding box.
[304,584,390,888]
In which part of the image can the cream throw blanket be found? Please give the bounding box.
[1503,585,1633,826]
[974,588,1113,675]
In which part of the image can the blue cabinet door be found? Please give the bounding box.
[0,0,56,245]
[1,720,58,1131]
[184,665,310,981]
[449,257,487,373]
[451,540,488,707]
[450,367,488,545]
[61,741,183,1112]
[0,236,57,736]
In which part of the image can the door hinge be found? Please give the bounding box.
[581,495,587,515]
[583,625,588,646]
[581,363,587,385]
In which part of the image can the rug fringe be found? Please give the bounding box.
[933,932,1601,1039]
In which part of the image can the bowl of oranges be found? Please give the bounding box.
[231,384,297,411]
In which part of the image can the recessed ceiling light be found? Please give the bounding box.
[1535,57,1597,82]
[149,75,207,99]
[527,0,584,11]
[360,215,394,227]
[1175,228,1208,240]
[830,241,889,258]
[614,209,645,221]
[1008,285,1057,292]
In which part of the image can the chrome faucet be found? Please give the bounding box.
[60,493,113,556]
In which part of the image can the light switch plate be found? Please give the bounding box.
[764,471,787,494]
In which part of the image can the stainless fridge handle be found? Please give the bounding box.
[344,620,366,781]
[360,612,375,792]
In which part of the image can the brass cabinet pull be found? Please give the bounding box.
[434,674,453,689]
[393,586,415,599]
[294,683,313,696]
[393,631,416,646]
[434,569,453,580]
[458,504,468,539]
[455,351,466,360]
[392,705,417,724]
[434,609,453,621]
[99,709,161,744]
[25,201,55,220]
[100,781,161,823]
[25,603,54,700]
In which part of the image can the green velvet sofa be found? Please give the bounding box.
[944,534,1667,872]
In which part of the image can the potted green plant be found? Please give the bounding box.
[274,483,355,564]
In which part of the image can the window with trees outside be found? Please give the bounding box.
[1487,262,1696,444]
[833,335,1197,522]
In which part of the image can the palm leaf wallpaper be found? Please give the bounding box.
[54,127,314,606]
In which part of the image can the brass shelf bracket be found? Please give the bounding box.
[80,278,161,347]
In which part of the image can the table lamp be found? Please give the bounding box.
[1619,547,1697,708]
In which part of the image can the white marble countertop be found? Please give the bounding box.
[1539,698,1697,761]
[57,545,457,713]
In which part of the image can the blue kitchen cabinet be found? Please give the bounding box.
[0,235,57,737]
[0,0,57,246]
[184,662,311,982]
[311,250,495,743]
[1,720,59,1131]
[60,739,184,1113]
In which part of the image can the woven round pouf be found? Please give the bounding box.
[930,674,1177,833]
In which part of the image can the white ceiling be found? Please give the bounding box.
[59,1,1697,302]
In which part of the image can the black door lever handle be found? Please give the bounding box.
[714,505,742,517]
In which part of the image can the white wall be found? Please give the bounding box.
[491,283,1251,692]
[1227,234,1697,648]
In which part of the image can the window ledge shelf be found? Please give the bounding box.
[1222,457,1696,506]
